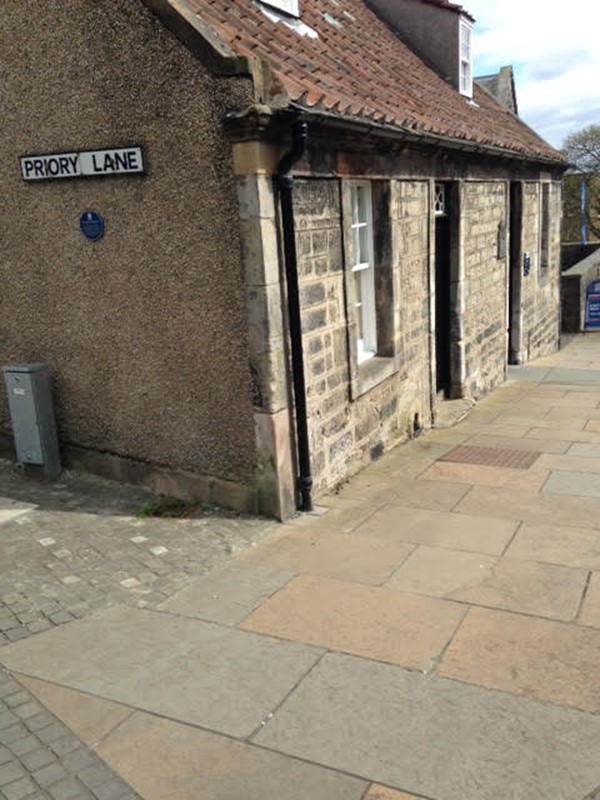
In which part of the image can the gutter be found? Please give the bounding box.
[276,120,313,513]
[291,103,568,171]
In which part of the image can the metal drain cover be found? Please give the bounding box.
[440,445,540,469]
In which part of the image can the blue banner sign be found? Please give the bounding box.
[585,280,600,329]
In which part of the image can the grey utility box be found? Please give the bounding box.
[2,364,61,479]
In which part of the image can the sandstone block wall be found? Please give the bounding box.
[292,174,562,497]
[294,178,431,496]
[461,181,508,398]
[517,181,561,361]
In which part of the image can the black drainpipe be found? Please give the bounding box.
[276,120,313,513]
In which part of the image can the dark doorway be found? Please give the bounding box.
[434,183,452,395]
[508,182,522,364]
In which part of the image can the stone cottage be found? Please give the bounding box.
[0,0,567,519]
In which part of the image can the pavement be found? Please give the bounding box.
[1,335,600,800]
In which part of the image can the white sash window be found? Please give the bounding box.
[351,183,377,363]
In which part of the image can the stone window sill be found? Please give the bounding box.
[354,356,396,398]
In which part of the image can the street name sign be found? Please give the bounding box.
[20,147,144,181]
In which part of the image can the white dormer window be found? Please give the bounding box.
[261,0,299,17]
[459,19,473,97]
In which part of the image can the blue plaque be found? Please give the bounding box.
[585,280,600,330]
[79,211,104,241]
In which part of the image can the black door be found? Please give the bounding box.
[508,182,522,364]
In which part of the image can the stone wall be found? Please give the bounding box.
[517,181,561,361]
[461,181,508,398]
[290,173,563,497]
[530,181,561,359]
[294,178,432,496]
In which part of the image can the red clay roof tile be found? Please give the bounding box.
[187,0,564,163]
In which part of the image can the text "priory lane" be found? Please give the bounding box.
[20,147,144,181]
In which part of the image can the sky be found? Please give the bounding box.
[466,0,599,150]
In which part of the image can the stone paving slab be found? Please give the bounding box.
[445,558,587,622]
[454,485,600,528]
[367,478,471,512]
[543,367,600,384]
[354,504,518,555]
[487,413,585,430]
[385,456,445,479]
[358,440,457,476]
[505,522,600,570]
[254,651,600,800]
[544,392,600,408]
[538,383,600,393]
[0,606,323,738]
[506,366,550,383]
[237,529,415,586]
[158,562,294,625]
[283,500,383,533]
[365,787,425,800]
[543,469,600,498]
[569,443,600,458]
[535,452,600,474]
[579,572,600,628]
[95,711,367,800]
[387,549,587,620]
[448,422,536,439]
[543,406,600,421]
[385,546,497,598]
[524,386,567,398]
[526,427,600,443]
[378,443,457,480]
[438,607,600,711]
[14,676,133,749]
[0,668,140,800]
[239,575,466,671]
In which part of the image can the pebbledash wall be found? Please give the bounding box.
[0,1,260,508]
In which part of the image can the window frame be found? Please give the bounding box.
[459,19,473,98]
[350,181,377,364]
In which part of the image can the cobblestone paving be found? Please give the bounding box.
[0,460,276,798]
[0,668,140,800]
[0,460,276,646]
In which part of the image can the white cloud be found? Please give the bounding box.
[465,0,599,148]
